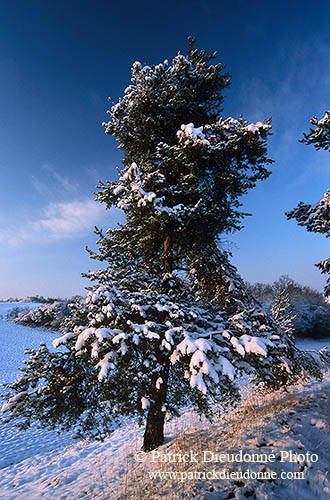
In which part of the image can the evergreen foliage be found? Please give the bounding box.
[8,301,71,331]
[93,36,273,296]
[248,275,330,338]
[2,39,316,451]
[271,282,296,337]
[286,112,330,296]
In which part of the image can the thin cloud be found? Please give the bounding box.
[31,164,79,197]
[41,164,78,194]
[31,175,48,195]
[236,39,330,175]
[0,227,31,246]
[84,166,103,182]
[286,153,330,191]
[0,199,123,245]
[38,199,106,238]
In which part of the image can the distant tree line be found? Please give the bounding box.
[0,295,63,304]
[6,278,329,339]
[247,275,330,338]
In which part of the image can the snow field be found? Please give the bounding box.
[1,302,330,499]
[2,373,330,499]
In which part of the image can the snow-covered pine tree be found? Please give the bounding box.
[2,38,316,452]
[286,111,330,296]
[271,282,296,337]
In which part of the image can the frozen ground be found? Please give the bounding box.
[0,303,76,471]
[1,303,330,499]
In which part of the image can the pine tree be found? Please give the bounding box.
[286,111,330,296]
[2,38,316,451]
[95,38,272,297]
[271,282,296,337]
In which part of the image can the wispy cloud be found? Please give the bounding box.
[0,199,123,246]
[84,166,102,182]
[238,37,330,124]
[31,164,79,197]
[235,38,330,176]
[31,175,48,195]
[44,164,78,193]
[0,227,32,246]
[37,199,106,238]
[286,152,330,191]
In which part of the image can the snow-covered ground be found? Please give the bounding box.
[0,303,76,471]
[1,302,330,499]
[296,337,330,351]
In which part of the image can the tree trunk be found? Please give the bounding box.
[163,234,173,273]
[143,361,169,451]
[143,237,172,451]
[143,400,166,451]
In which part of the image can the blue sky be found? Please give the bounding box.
[1,0,330,298]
